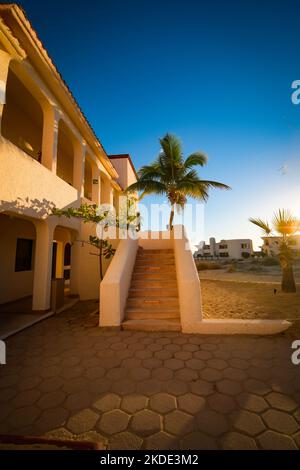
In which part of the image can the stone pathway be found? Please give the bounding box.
[0,301,299,450]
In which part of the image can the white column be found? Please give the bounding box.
[41,105,60,172]
[0,51,12,134]
[32,221,54,311]
[73,140,86,198]
[92,166,101,205]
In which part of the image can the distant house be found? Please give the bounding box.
[261,235,300,257]
[194,237,253,259]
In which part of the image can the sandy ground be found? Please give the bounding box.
[199,267,300,284]
[201,278,300,337]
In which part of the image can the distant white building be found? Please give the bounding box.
[261,235,300,257]
[194,237,253,259]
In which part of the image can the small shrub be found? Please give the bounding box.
[261,257,279,266]
[196,261,222,271]
[227,264,236,273]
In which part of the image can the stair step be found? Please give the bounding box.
[132,272,177,280]
[127,297,179,309]
[135,259,175,266]
[122,319,181,332]
[131,280,178,289]
[138,249,173,255]
[126,309,180,320]
[134,265,176,274]
[137,253,174,260]
[129,288,178,297]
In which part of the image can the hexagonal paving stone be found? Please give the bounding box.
[152,367,174,381]
[94,393,121,412]
[196,409,229,436]
[85,367,106,380]
[39,377,64,393]
[217,379,242,396]
[231,410,265,436]
[244,379,271,396]
[266,392,297,412]
[208,393,236,414]
[164,359,185,371]
[66,408,99,434]
[262,409,299,434]
[200,368,222,382]
[131,410,161,437]
[190,379,215,397]
[181,432,218,450]
[221,431,257,450]
[142,358,162,369]
[64,390,92,412]
[236,392,268,413]
[108,431,143,450]
[12,389,41,408]
[129,367,151,382]
[174,368,198,382]
[164,410,194,436]
[106,368,128,381]
[177,393,205,414]
[37,391,66,410]
[145,431,179,450]
[137,379,162,396]
[121,395,148,414]
[18,376,41,391]
[163,380,188,396]
[36,407,69,433]
[149,393,176,414]
[207,358,228,370]
[111,379,136,396]
[258,430,298,450]
[223,367,247,382]
[154,350,173,360]
[186,359,205,371]
[8,405,41,429]
[98,410,129,435]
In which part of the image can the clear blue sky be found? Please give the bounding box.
[21,0,300,248]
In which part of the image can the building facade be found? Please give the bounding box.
[0,5,137,313]
[194,237,253,259]
[261,235,300,257]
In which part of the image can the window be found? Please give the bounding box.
[15,238,33,272]
[241,243,248,249]
[219,244,228,249]
[219,252,229,258]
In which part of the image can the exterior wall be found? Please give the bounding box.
[195,237,253,259]
[262,235,300,256]
[0,214,36,304]
[0,5,137,313]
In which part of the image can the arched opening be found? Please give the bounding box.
[2,67,43,161]
[84,157,93,200]
[56,120,74,186]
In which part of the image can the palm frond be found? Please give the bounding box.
[272,209,299,236]
[184,152,208,169]
[249,217,272,235]
[125,179,166,197]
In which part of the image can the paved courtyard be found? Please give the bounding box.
[0,301,300,450]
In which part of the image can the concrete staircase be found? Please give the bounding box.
[122,248,181,331]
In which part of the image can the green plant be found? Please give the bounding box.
[126,133,230,229]
[53,196,139,280]
[250,209,300,292]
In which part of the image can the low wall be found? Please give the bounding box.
[99,237,138,327]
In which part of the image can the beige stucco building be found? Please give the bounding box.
[0,4,137,315]
[261,235,300,257]
[194,237,253,260]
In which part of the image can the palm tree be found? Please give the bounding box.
[250,209,300,293]
[125,133,230,229]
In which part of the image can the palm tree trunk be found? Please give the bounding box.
[279,255,296,293]
[169,206,175,230]
[281,265,296,292]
